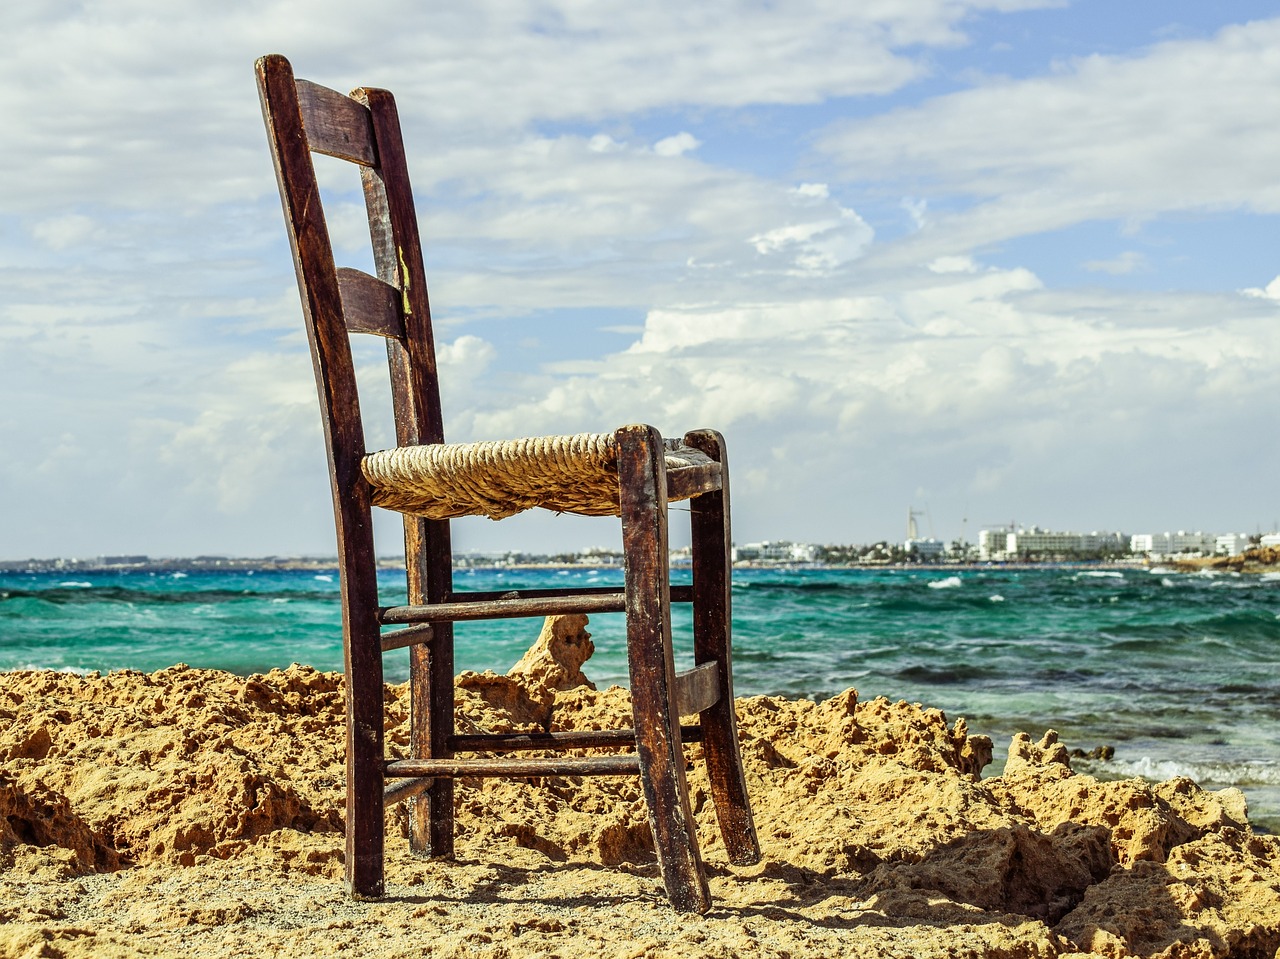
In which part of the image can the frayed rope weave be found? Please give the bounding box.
[361,432,714,520]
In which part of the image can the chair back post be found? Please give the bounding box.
[352,86,457,852]
[256,52,388,895]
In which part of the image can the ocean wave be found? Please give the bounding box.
[3,664,97,676]
[1076,571,1125,579]
[928,576,963,590]
[0,586,340,607]
[1101,755,1280,787]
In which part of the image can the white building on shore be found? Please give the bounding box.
[979,526,1125,561]
[1129,531,1215,558]
[1215,533,1253,557]
[904,537,947,561]
[731,540,817,564]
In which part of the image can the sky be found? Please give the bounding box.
[3,0,1280,559]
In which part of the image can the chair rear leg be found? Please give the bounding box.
[343,561,387,898]
[685,429,761,866]
[406,516,455,858]
[408,636,454,857]
[618,424,712,914]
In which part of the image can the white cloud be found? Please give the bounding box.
[31,214,101,250]
[653,133,700,157]
[1083,251,1148,275]
[928,255,980,274]
[450,260,1280,545]
[1242,275,1280,300]
[818,18,1280,257]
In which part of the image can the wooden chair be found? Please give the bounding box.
[254,53,759,913]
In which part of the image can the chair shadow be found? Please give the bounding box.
[379,821,1218,953]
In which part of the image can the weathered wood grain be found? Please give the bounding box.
[686,428,761,866]
[449,725,705,753]
[336,268,405,339]
[256,53,386,900]
[386,754,642,778]
[618,424,712,914]
[674,662,720,717]
[379,592,628,624]
[296,78,376,165]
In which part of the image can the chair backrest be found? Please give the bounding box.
[256,53,450,604]
[257,53,444,477]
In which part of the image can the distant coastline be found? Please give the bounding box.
[4,552,1277,574]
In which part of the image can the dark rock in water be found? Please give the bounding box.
[1069,744,1116,761]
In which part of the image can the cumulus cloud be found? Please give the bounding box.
[653,133,700,157]
[460,264,1280,543]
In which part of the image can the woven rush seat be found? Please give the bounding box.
[362,432,716,520]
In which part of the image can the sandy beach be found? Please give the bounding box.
[2,625,1278,959]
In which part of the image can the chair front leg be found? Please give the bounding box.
[617,424,711,914]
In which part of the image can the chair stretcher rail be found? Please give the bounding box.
[448,724,705,752]
[666,461,722,501]
[386,753,642,779]
[379,585,695,627]
[442,585,694,604]
[380,592,626,624]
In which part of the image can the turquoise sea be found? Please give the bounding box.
[3,564,1278,832]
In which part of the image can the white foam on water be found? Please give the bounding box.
[989,594,1005,603]
[929,576,962,590]
[313,574,333,582]
[57,581,92,588]
[1078,570,1124,579]
[1103,755,1280,787]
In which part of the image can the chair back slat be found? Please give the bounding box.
[337,267,406,339]
[297,79,377,165]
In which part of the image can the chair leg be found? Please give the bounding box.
[407,637,454,857]
[405,516,455,858]
[685,429,761,866]
[617,424,712,914]
[343,550,387,898]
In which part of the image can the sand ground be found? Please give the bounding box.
[2,618,1278,958]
